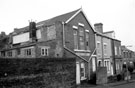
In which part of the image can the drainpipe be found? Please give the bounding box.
[94,33,97,69]
[62,22,65,47]
[101,36,104,66]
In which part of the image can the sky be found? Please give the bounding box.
[0,0,135,51]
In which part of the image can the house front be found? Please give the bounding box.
[103,31,122,75]
[94,23,113,76]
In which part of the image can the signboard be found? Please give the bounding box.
[13,32,29,44]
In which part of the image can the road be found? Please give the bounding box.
[78,81,135,88]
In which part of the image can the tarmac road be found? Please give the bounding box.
[78,80,135,88]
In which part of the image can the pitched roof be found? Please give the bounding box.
[121,46,133,52]
[36,8,81,26]
[12,9,81,35]
[96,31,121,42]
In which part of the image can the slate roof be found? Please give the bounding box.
[12,9,80,35]
[36,9,80,26]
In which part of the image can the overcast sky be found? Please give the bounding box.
[0,0,135,51]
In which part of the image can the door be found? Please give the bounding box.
[92,57,96,72]
[76,62,80,84]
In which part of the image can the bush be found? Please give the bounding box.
[0,58,75,77]
[123,63,134,73]
[0,58,76,88]
[108,75,117,83]
[88,72,96,85]
[117,74,122,81]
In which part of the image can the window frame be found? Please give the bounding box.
[41,47,49,56]
[103,43,107,55]
[79,26,85,50]
[115,46,117,55]
[25,48,32,56]
[73,26,78,49]
[80,62,86,80]
[85,31,89,50]
[97,41,101,56]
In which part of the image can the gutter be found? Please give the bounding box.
[62,22,65,47]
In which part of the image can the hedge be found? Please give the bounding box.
[0,58,76,88]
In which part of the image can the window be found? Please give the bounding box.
[79,27,85,50]
[119,47,121,55]
[41,47,49,56]
[80,37,85,50]
[86,32,89,50]
[97,42,100,55]
[47,25,56,40]
[25,49,32,56]
[116,62,119,70]
[107,61,110,71]
[80,62,85,80]
[16,49,21,55]
[7,51,12,57]
[104,60,110,71]
[1,51,5,57]
[104,44,107,55]
[98,60,102,67]
[115,46,117,55]
[104,61,107,67]
[79,27,84,36]
[73,29,78,49]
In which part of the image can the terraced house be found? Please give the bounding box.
[94,23,113,76]
[0,8,96,84]
[94,23,122,76]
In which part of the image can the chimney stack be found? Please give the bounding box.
[29,21,37,42]
[94,23,103,33]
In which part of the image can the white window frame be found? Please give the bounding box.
[72,25,78,29]
[104,60,110,72]
[119,47,121,55]
[80,62,86,80]
[97,41,101,56]
[73,26,78,49]
[85,29,89,32]
[115,46,117,55]
[85,32,89,50]
[79,26,85,50]
[25,48,32,56]
[78,23,84,27]
[98,60,102,67]
[7,51,12,57]
[103,43,107,55]
[41,47,49,56]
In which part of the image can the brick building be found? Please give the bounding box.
[104,31,122,75]
[94,23,122,76]
[0,8,96,84]
[94,23,113,76]
[121,46,135,65]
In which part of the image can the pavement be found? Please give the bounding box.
[77,79,135,88]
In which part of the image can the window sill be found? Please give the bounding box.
[81,77,87,80]
[74,49,91,52]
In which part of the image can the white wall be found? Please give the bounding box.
[13,29,42,44]
[36,29,41,39]
[13,32,30,44]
